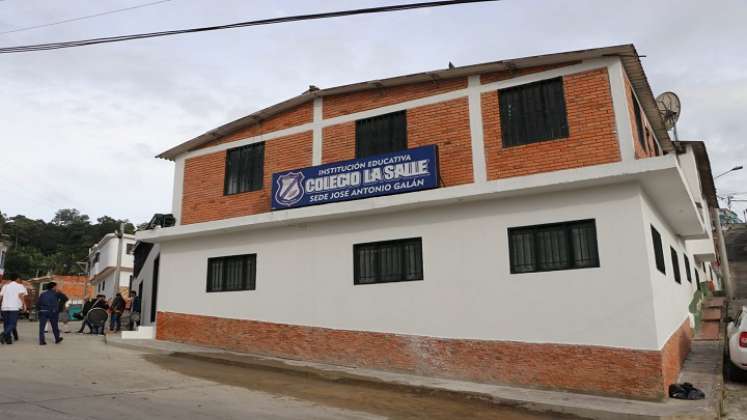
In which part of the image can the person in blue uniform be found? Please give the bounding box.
[37,282,63,345]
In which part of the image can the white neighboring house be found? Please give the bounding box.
[87,232,136,299]
[0,235,9,277]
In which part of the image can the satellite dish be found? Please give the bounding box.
[656,92,681,137]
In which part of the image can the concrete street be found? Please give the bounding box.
[0,320,558,420]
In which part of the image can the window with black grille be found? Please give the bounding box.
[354,238,423,285]
[651,226,666,274]
[695,269,701,291]
[684,255,692,283]
[206,254,256,292]
[499,77,569,148]
[671,247,681,284]
[631,89,646,151]
[508,219,599,274]
[224,142,265,195]
[355,111,407,158]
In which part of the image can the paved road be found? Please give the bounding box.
[0,321,559,420]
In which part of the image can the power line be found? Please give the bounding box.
[0,0,498,54]
[0,0,173,36]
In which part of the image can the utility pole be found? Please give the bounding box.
[113,222,124,297]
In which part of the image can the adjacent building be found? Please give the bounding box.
[27,275,92,306]
[137,44,726,400]
[87,232,136,298]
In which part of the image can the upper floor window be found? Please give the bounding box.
[224,142,264,195]
[499,78,569,147]
[207,253,257,292]
[355,111,407,158]
[651,226,665,274]
[354,237,423,285]
[631,89,646,151]
[126,243,135,255]
[508,219,599,274]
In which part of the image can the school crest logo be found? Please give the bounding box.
[274,172,305,207]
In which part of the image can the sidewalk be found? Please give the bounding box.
[107,335,724,420]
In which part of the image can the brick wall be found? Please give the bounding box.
[181,131,312,224]
[624,73,659,159]
[196,102,313,151]
[322,98,473,187]
[322,78,467,119]
[479,61,579,84]
[660,319,693,395]
[481,68,621,180]
[157,311,691,400]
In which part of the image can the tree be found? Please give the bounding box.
[51,208,90,226]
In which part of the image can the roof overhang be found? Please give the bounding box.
[138,155,704,243]
[157,44,673,160]
[673,140,718,208]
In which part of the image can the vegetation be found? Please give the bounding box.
[0,208,136,279]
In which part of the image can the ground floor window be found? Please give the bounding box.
[671,247,681,284]
[354,238,423,285]
[684,255,692,283]
[651,226,666,274]
[508,219,599,273]
[206,254,257,292]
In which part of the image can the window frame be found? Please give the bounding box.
[683,254,692,283]
[355,110,408,159]
[631,88,647,151]
[353,237,424,285]
[507,219,600,274]
[671,247,681,284]
[499,77,569,148]
[651,226,666,274]
[223,142,265,196]
[206,253,257,293]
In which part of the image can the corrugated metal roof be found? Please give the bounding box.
[157,44,672,160]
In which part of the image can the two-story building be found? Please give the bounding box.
[87,231,136,299]
[137,44,725,400]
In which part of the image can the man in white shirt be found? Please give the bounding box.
[0,277,28,345]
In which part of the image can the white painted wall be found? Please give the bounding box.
[639,191,700,348]
[156,182,671,350]
[89,234,136,277]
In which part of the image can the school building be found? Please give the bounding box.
[136,44,727,400]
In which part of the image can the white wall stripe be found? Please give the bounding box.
[467,75,487,183]
[607,59,636,162]
[172,156,185,225]
[312,97,323,165]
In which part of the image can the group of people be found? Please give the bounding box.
[1,277,142,346]
[76,291,141,335]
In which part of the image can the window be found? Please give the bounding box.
[126,243,135,255]
[354,238,423,285]
[631,89,646,151]
[684,255,692,283]
[224,142,265,195]
[355,111,407,158]
[93,252,100,264]
[651,226,665,274]
[499,77,569,147]
[207,254,257,292]
[671,247,681,284]
[695,269,701,291]
[508,219,599,274]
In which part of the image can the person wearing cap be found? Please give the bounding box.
[36,282,63,345]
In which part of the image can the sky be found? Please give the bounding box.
[1,0,746,224]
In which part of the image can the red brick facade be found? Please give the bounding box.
[624,73,659,159]
[481,68,620,180]
[156,311,692,400]
[181,131,312,224]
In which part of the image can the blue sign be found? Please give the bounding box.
[271,145,439,210]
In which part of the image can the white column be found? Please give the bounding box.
[607,59,636,162]
[171,156,185,225]
[467,75,487,183]
[312,97,323,165]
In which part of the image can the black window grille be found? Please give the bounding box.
[499,77,569,147]
[355,111,407,158]
[508,219,599,274]
[354,238,423,285]
[684,255,692,283]
[695,269,701,290]
[126,243,135,255]
[651,226,666,274]
[671,247,681,284]
[632,89,646,151]
[207,254,257,292]
[224,142,264,195]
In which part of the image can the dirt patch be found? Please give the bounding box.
[145,352,578,420]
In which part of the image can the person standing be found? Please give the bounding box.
[76,297,94,334]
[128,290,141,331]
[109,292,125,332]
[0,277,28,345]
[37,282,63,345]
[56,289,70,334]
